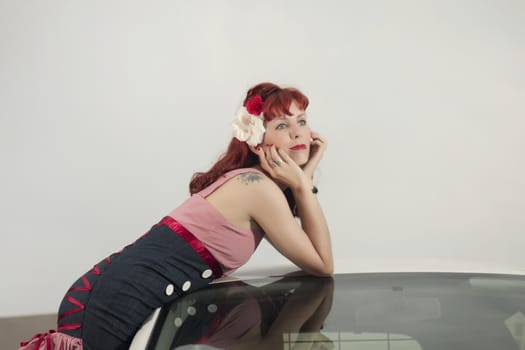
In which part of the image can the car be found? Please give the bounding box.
[129,271,525,349]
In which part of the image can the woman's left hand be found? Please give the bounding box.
[302,131,328,180]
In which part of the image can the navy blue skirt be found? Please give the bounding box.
[57,217,222,350]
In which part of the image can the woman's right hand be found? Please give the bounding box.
[253,145,311,191]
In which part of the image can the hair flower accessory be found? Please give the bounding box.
[232,95,265,146]
[246,95,264,115]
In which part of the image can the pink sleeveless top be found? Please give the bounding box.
[167,168,265,275]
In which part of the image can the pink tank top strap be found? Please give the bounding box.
[198,168,263,198]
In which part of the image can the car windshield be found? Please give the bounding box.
[145,273,525,350]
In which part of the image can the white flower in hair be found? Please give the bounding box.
[232,95,265,146]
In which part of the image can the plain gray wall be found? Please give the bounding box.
[1,0,524,316]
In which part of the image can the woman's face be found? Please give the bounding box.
[262,101,311,166]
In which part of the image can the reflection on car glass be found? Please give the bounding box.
[146,273,525,350]
[149,275,334,350]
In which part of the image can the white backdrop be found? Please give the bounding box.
[1,0,524,317]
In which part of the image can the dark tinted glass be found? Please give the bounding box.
[146,273,525,350]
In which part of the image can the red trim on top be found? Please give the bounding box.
[156,216,223,278]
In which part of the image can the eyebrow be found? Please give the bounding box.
[283,112,306,119]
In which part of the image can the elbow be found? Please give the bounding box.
[322,258,334,276]
[310,262,334,277]
[319,264,334,276]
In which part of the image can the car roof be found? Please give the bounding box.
[135,272,525,350]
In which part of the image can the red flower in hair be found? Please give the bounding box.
[246,95,264,115]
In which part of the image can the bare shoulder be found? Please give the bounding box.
[235,171,265,186]
[233,170,282,198]
[231,171,291,218]
[217,170,286,212]
[208,169,278,202]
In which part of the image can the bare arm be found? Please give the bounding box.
[250,145,333,276]
[291,176,333,275]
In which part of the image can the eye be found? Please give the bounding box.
[276,123,287,130]
[298,119,307,126]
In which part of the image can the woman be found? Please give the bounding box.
[19,82,333,350]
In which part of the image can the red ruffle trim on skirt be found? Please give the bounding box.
[18,330,82,350]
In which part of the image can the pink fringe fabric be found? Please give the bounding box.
[18,330,82,350]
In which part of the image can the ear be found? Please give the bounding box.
[248,144,262,155]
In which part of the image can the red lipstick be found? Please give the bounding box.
[290,144,306,151]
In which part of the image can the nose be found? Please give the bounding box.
[289,124,301,139]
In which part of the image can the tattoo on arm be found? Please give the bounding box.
[237,172,263,185]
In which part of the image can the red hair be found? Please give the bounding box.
[189,82,309,194]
